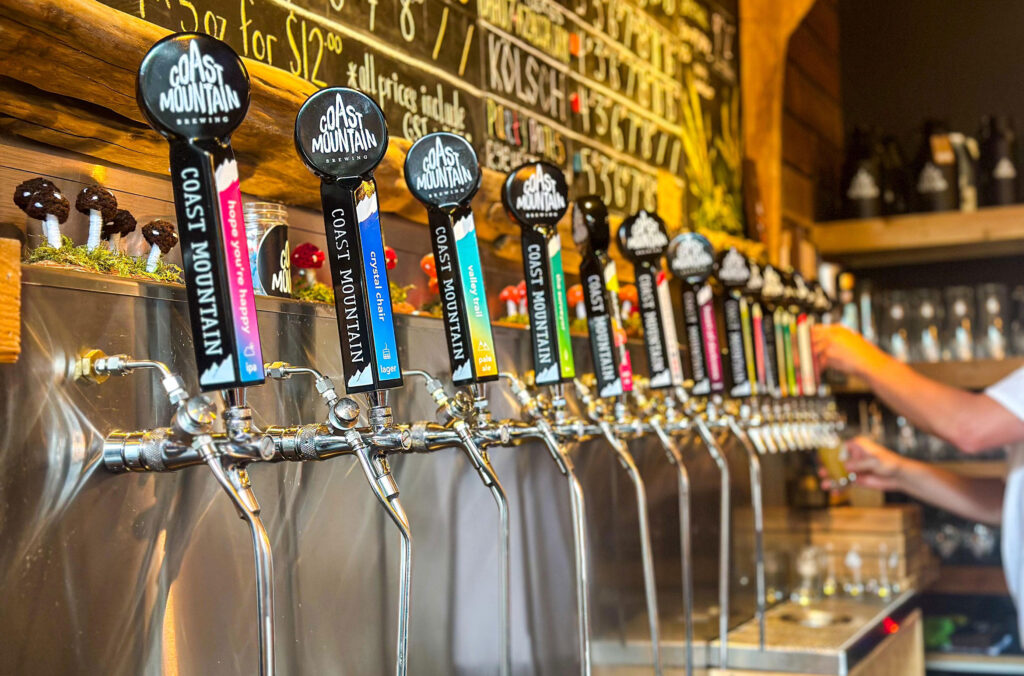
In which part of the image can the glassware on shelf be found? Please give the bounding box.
[793,546,823,606]
[859,279,878,345]
[880,290,911,362]
[243,201,292,298]
[977,283,1008,360]
[1010,285,1024,356]
[913,289,944,363]
[843,545,865,597]
[945,286,975,361]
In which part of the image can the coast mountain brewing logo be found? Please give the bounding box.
[404,132,479,207]
[158,39,241,119]
[517,166,566,214]
[295,87,389,180]
[620,210,668,260]
[668,232,714,283]
[137,33,250,141]
[312,93,380,157]
[503,162,569,227]
[717,247,750,286]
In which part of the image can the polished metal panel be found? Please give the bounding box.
[0,266,767,674]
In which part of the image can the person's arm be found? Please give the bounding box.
[813,325,1024,454]
[827,436,1004,525]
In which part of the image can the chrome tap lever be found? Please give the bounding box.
[498,373,592,675]
[648,412,695,676]
[196,436,276,676]
[405,369,511,676]
[334,398,412,676]
[574,379,663,675]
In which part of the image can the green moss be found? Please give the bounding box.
[292,280,414,306]
[26,237,183,283]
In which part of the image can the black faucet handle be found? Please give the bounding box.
[715,247,754,398]
[405,133,498,385]
[616,210,679,390]
[137,32,264,392]
[667,232,722,396]
[502,162,575,387]
[295,87,403,393]
[571,196,633,398]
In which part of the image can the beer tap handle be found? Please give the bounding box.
[296,88,402,394]
[111,40,276,674]
[406,133,499,386]
[137,33,264,393]
[616,209,681,392]
[502,162,575,387]
[716,248,755,399]
[571,196,633,399]
[667,233,723,396]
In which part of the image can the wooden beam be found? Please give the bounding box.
[740,0,817,266]
[0,0,762,277]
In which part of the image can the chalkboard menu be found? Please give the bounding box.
[114,0,740,229]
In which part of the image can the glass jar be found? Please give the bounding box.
[243,201,292,298]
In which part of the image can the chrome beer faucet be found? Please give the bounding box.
[500,162,595,675]
[295,87,414,676]
[403,131,513,676]
[89,33,277,676]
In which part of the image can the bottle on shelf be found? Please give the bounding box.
[944,286,976,361]
[978,114,1019,206]
[879,134,910,215]
[948,132,979,212]
[911,119,959,213]
[840,125,883,219]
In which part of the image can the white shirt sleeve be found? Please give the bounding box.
[985,367,1024,423]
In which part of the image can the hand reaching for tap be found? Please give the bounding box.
[811,324,889,379]
[818,435,905,492]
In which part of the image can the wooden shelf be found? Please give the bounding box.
[932,460,1009,479]
[830,357,1024,393]
[928,565,1009,596]
[926,652,1024,674]
[812,205,1024,267]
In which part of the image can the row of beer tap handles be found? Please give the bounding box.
[80,33,844,676]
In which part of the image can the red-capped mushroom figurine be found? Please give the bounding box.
[499,285,518,318]
[291,242,325,287]
[15,178,69,248]
[102,209,137,250]
[76,185,118,251]
[567,283,585,320]
[516,280,528,316]
[384,245,398,270]
[618,284,639,316]
[141,219,178,272]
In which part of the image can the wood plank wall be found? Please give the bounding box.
[781,0,842,277]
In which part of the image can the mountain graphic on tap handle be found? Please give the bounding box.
[137,32,264,391]
[572,196,632,398]
[502,162,574,386]
[405,132,497,385]
[295,87,402,393]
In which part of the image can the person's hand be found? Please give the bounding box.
[819,436,906,491]
[811,324,885,378]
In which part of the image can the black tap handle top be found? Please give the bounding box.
[616,210,682,390]
[715,247,754,398]
[295,87,402,393]
[137,32,264,392]
[502,162,575,386]
[572,196,633,398]
[404,132,498,385]
[667,232,722,395]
